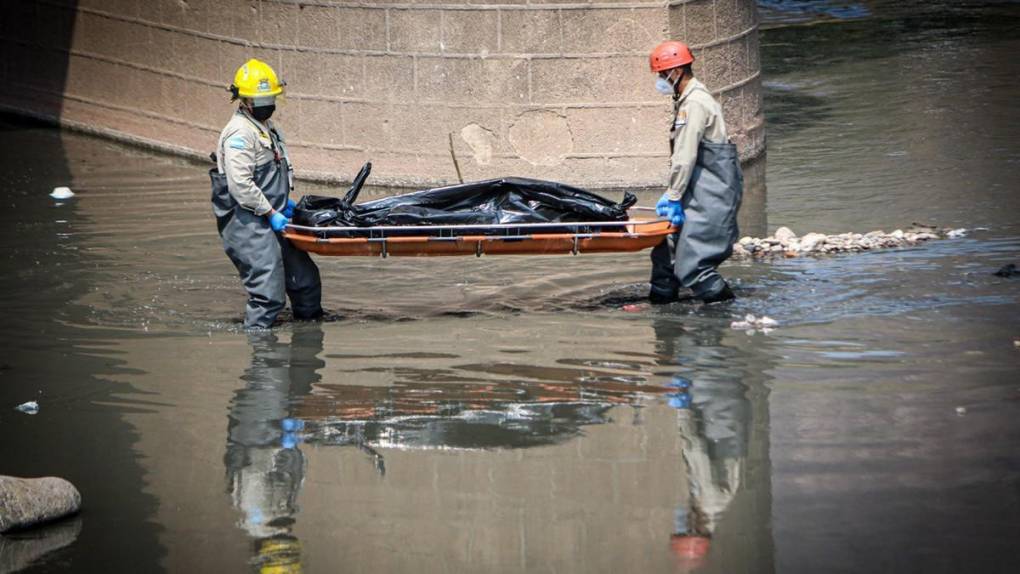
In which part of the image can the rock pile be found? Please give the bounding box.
[731,225,958,259]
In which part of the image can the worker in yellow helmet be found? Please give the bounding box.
[209,59,322,329]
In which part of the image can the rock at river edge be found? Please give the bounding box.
[0,476,81,533]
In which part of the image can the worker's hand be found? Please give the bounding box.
[281,198,297,218]
[268,211,290,232]
[656,193,685,226]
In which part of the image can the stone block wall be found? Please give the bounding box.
[0,0,764,189]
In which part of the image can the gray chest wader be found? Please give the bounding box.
[650,92,743,299]
[210,125,322,329]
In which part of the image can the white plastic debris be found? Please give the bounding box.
[50,186,75,199]
[15,401,39,415]
[730,314,779,333]
[955,406,967,415]
[946,228,967,238]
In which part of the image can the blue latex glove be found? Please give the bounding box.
[268,211,290,232]
[656,193,685,226]
[281,198,297,218]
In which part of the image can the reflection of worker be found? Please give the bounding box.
[211,58,322,329]
[654,321,750,568]
[224,325,324,573]
[648,41,743,305]
[669,377,747,567]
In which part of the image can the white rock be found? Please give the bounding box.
[15,401,39,415]
[774,226,797,244]
[800,232,827,251]
[730,321,752,330]
[946,228,967,238]
[759,316,779,327]
[891,229,904,239]
[732,243,750,257]
[49,187,74,199]
[739,236,753,245]
[955,406,967,415]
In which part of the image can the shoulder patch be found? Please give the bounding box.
[674,110,688,128]
[227,136,248,150]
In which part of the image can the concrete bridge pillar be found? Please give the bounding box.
[0,0,764,223]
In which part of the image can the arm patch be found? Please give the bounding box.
[227,136,248,150]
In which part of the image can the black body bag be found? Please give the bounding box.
[292,162,637,235]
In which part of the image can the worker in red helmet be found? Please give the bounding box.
[648,41,742,304]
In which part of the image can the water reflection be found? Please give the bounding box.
[224,327,324,573]
[294,340,667,452]
[0,517,81,573]
[758,0,870,27]
[653,318,772,573]
[223,316,773,572]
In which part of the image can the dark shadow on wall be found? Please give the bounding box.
[0,0,79,121]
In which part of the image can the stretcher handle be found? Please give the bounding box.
[342,162,372,204]
[286,217,668,233]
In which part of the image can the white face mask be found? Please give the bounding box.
[655,76,675,95]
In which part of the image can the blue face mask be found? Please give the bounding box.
[655,76,675,95]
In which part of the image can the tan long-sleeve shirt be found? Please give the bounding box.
[216,110,291,216]
[666,78,729,201]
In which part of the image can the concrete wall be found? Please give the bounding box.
[0,0,763,189]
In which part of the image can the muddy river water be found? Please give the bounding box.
[1,2,1018,572]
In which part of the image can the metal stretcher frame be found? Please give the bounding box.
[283,208,676,257]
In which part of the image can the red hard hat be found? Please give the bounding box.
[670,534,711,558]
[650,41,695,73]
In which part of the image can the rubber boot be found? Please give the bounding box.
[699,282,735,304]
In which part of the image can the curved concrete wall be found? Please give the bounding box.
[0,0,763,189]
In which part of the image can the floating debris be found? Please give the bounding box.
[993,264,1017,278]
[955,406,967,416]
[49,187,75,200]
[731,224,961,259]
[730,314,778,333]
[15,401,39,415]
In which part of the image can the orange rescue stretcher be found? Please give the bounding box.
[284,207,676,257]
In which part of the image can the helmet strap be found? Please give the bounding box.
[671,69,685,101]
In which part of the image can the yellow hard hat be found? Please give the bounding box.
[230,59,285,100]
[257,537,302,574]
